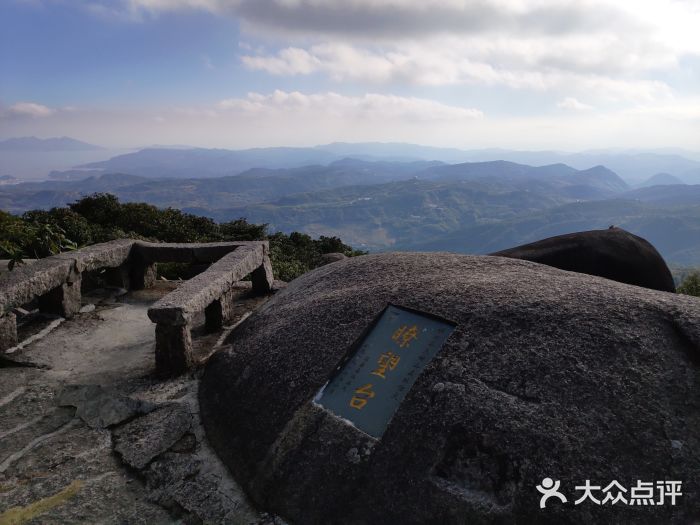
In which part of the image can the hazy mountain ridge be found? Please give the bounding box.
[639,173,685,187]
[0,159,629,215]
[0,136,102,151]
[400,200,700,265]
[65,141,700,183]
[2,147,700,265]
[80,146,340,178]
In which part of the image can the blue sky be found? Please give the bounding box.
[1,0,699,150]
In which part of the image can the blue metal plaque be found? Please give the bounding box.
[315,304,456,438]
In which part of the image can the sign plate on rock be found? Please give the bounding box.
[316,304,455,438]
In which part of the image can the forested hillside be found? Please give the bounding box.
[0,194,363,281]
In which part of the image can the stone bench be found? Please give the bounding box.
[147,243,273,376]
[0,240,275,374]
[0,239,138,351]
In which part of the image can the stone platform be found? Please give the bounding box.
[0,282,285,524]
[0,240,274,375]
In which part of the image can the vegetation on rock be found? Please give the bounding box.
[678,271,700,297]
[0,193,364,281]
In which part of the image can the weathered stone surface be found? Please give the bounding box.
[148,244,266,325]
[205,298,225,332]
[251,255,274,294]
[0,312,17,351]
[0,257,74,315]
[0,281,270,524]
[144,452,261,524]
[0,241,132,314]
[200,252,700,525]
[37,270,82,318]
[129,262,158,290]
[134,241,267,264]
[58,384,155,428]
[319,252,348,265]
[53,239,135,273]
[155,324,193,377]
[490,227,676,292]
[113,403,192,470]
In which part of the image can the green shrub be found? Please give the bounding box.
[678,271,700,297]
[0,194,364,280]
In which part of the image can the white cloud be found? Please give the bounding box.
[65,1,700,102]
[218,90,484,121]
[625,100,700,121]
[241,42,674,103]
[6,92,699,150]
[242,48,321,76]
[557,97,594,111]
[119,0,700,58]
[5,102,56,118]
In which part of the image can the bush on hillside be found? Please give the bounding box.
[0,194,364,280]
[678,271,700,297]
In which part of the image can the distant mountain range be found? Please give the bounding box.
[2,139,700,266]
[639,172,685,187]
[2,156,700,265]
[2,137,699,183]
[400,199,700,266]
[0,136,103,152]
[76,142,700,184]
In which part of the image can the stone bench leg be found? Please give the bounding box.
[251,256,274,295]
[102,264,132,289]
[204,290,236,333]
[38,272,82,318]
[0,313,18,352]
[129,262,157,290]
[155,323,193,376]
[205,299,224,333]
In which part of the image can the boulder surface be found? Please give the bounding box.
[200,253,700,524]
[490,227,675,292]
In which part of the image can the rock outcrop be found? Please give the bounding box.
[200,252,700,524]
[490,227,676,292]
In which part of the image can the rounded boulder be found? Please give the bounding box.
[200,253,700,524]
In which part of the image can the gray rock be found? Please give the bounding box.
[113,403,192,470]
[200,252,700,525]
[145,452,259,524]
[490,227,675,292]
[79,303,96,313]
[319,252,348,265]
[58,384,155,429]
[0,312,17,351]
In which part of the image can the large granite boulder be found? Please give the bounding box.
[200,253,700,524]
[490,227,676,292]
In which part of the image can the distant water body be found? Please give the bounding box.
[0,149,135,181]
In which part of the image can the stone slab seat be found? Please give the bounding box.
[0,239,138,351]
[134,240,269,264]
[147,243,274,376]
[54,238,136,273]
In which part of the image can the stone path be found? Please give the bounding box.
[0,282,283,524]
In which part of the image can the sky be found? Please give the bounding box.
[1,0,699,150]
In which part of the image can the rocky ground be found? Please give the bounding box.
[0,281,284,524]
